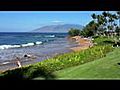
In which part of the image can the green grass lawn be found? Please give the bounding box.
[52,48,120,80]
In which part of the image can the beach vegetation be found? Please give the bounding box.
[80,20,97,37]
[68,28,81,36]
[79,11,120,38]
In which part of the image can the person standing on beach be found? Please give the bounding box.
[15,57,22,68]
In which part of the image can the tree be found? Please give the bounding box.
[116,26,120,36]
[102,11,108,18]
[82,28,94,37]
[91,13,97,19]
[102,11,108,30]
[91,13,97,23]
[68,28,80,36]
[80,20,97,37]
[91,11,119,37]
[117,11,120,27]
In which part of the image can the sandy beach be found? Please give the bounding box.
[69,36,93,52]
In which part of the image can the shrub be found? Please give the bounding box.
[93,36,115,45]
[68,28,80,36]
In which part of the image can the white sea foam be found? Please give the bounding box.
[0,41,43,50]
[0,45,21,50]
[45,35,55,38]
[35,41,42,45]
[21,43,35,47]
[2,62,10,65]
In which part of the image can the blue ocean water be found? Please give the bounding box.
[0,32,67,47]
[0,32,76,64]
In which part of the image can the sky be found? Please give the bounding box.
[0,11,115,32]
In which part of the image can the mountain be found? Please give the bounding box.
[32,24,84,33]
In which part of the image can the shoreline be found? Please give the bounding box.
[0,36,93,72]
[69,36,93,52]
[0,48,73,72]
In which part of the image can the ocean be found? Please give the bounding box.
[0,32,77,67]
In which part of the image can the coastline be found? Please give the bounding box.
[0,36,93,72]
[69,36,93,52]
[0,46,73,72]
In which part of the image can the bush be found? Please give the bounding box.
[93,36,115,45]
[80,28,94,37]
[68,28,80,36]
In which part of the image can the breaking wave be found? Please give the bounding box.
[0,41,43,50]
[44,35,55,38]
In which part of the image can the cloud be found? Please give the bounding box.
[52,20,63,23]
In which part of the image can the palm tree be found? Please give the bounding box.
[91,12,108,36]
[112,14,118,32]
[116,26,120,36]
[108,13,117,30]
[91,13,97,23]
[102,11,108,18]
[102,11,109,31]
[101,11,117,36]
[117,11,120,27]
[97,15,107,35]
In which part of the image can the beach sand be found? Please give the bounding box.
[70,36,93,52]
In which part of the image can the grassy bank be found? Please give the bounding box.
[0,36,115,80]
[53,48,120,79]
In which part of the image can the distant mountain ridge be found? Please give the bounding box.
[32,24,84,33]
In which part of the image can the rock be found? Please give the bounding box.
[26,54,32,58]
[24,54,37,59]
[24,54,28,57]
[24,54,32,58]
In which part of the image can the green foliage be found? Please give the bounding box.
[80,20,97,37]
[81,28,94,37]
[68,28,80,36]
[115,27,120,36]
[93,36,115,45]
[91,13,97,19]
[90,11,120,37]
